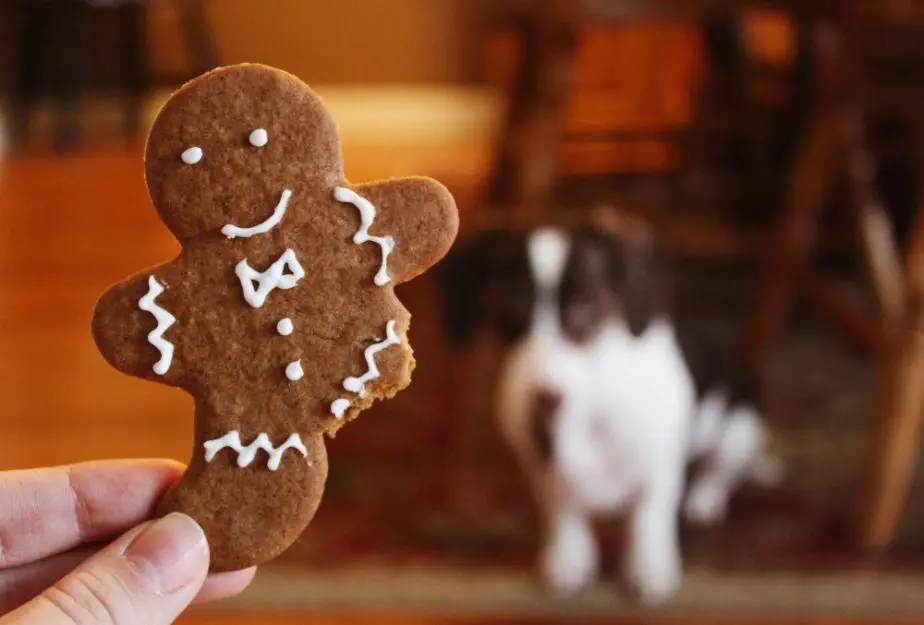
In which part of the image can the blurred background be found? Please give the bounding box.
[2,0,924,623]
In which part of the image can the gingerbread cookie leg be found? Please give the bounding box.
[156,402,328,571]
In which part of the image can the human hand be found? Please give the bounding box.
[0,460,256,624]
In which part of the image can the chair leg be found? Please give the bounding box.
[487,13,535,206]
[183,0,218,75]
[847,120,905,325]
[443,338,502,518]
[441,348,477,514]
[487,0,578,209]
[119,2,148,142]
[860,173,924,553]
[700,14,749,181]
[744,109,847,371]
[52,0,88,151]
[10,0,47,146]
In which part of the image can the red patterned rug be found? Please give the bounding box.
[274,266,924,578]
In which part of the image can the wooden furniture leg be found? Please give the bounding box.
[52,0,88,151]
[119,1,148,142]
[10,0,46,146]
[443,338,499,518]
[861,170,924,553]
[183,0,218,75]
[848,120,904,326]
[744,109,846,371]
[487,0,578,209]
[701,14,749,192]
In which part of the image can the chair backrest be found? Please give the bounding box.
[487,1,702,178]
[842,0,924,91]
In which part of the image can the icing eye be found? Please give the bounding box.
[249,128,268,147]
[181,146,203,165]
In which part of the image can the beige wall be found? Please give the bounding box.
[148,0,497,85]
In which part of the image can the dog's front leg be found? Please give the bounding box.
[539,503,598,594]
[623,460,683,604]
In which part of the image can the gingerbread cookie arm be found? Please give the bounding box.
[328,314,414,424]
[344,177,458,286]
[92,267,184,384]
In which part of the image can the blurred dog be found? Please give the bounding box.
[438,209,779,604]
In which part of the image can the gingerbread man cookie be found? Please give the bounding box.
[91,63,459,571]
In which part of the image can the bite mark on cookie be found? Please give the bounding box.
[330,320,401,417]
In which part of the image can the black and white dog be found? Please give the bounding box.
[439,210,780,604]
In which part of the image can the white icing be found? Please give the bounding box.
[181,146,202,165]
[249,128,269,147]
[277,318,294,336]
[137,276,177,376]
[333,186,395,286]
[343,320,400,396]
[329,321,401,418]
[285,360,304,381]
[331,399,350,419]
[221,189,292,239]
[236,248,305,308]
[203,431,309,471]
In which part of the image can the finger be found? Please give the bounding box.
[0,459,184,569]
[1,547,255,613]
[193,567,257,604]
[0,549,91,614]
[2,512,209,625]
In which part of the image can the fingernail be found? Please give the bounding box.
[124,512,208,595]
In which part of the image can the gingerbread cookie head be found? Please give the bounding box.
[144,63,344,242]
[91,63,458,571]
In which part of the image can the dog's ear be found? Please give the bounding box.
[590,205,664,337]
[436,229,510,348]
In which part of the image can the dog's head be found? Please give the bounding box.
[438,208,667,348]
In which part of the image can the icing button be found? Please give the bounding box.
[285,360,304,381]
[331,399,350,419]
[249,128,269,147]
[181,146,203,164]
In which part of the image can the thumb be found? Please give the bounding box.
[3,513,209,625]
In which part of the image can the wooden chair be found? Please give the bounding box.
[8,0,217,150]
[487,0,707,209]
[745,1,924,552]
[484,0,812,220]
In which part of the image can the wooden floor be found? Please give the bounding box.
[175,617,923,625]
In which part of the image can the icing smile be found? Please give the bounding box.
[222,189,293,239]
